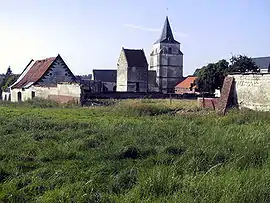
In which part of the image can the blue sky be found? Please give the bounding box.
[0,0,269,76]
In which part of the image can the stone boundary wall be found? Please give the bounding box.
[230,74,270,111]
[82,92,201,100]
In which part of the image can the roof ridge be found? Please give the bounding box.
[123,48,144,51]
[36,56,56,62]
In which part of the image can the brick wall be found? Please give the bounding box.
[197,97,219,110]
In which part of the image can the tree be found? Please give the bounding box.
[195,55,259,93]
[5,66,12,76]
[230,55,259,73]
[0,67,17,92]
[196,60,230,93]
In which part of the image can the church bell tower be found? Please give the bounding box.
[149,16,183,93]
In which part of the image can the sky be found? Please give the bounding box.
[0,0,269,76]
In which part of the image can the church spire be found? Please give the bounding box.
[155,16,179,44]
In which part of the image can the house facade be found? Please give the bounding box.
[117,48,148,92]
[9,54,81,103]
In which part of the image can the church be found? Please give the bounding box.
[92,16,184,94]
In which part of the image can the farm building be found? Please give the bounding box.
[175,76,198,94]
[7,54,81,103]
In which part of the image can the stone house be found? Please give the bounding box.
[117,48,148,92]
[175,76,197,94]
[8,54,81,103]
[149,16,184,93]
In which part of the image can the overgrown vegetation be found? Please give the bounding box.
[0,99,270,202]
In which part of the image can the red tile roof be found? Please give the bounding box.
[175,76,197,89]
[12,57,56,88]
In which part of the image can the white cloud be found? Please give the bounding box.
[124,24,188,37]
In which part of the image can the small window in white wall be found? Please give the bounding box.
[168,47,172,54]
[18,92,22,102]
[32,91,35,99]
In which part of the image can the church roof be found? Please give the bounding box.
[123,48,148,67]
[154,16,180,44]
[93,69,117,83]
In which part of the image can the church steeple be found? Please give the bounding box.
[155,16,179,44]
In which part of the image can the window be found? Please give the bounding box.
[160,48,167,54]
[136,82,140,92]
[168,47,172,54]
[32,91,35,99]
[17,92,22,102]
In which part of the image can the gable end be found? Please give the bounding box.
[35,55,77,86]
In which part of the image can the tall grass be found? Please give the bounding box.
[0,99,269,202]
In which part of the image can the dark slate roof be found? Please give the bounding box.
[252,57,270,70]
[93,70,117,83]
[123,48,148,67]
[154,16,180,44]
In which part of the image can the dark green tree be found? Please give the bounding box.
[5,66,12,76]
[196,60,230,93]
[230,55,259,73]
[0,67,17,92]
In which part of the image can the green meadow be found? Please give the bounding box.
[0,99,269,202]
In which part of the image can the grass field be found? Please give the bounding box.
[0,99,270,202]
